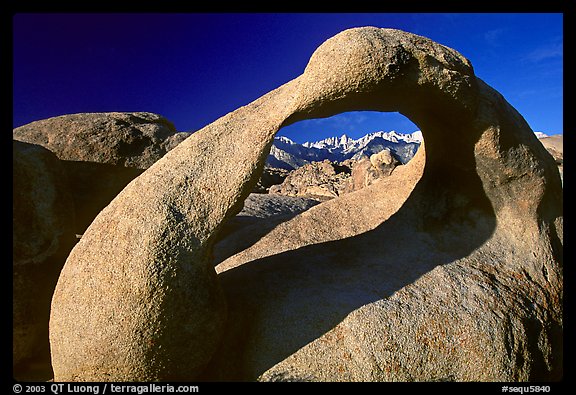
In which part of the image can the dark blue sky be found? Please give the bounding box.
[12,13,563,143]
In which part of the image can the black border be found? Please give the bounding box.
[7,2,572,391]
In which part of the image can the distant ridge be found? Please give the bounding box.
[303,130,423,149]
[268,131,422,170]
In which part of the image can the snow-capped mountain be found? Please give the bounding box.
[267,131,422,170]
[303,134,355,150]
[267,130,555,171]
[304,131,423,150]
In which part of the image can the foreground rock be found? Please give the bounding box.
[13,141,76,379]
[215,194,320,265]
[13,113,188,379]
[50,27,562,381]
[13,112,189,233]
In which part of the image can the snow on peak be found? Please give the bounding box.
[409,131,423,143]
[276,136,296,144]
[300,130,423,149]
[271,130,422,170]
[303,133,354,150]
[339,134,352,146]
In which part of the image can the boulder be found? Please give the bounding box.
[13,113,188,380]
[252,167,290,193]
[269,159,352,200]
[13,112,185,168]
[369,148,399,176]
[346,149,400,193]
[538,135,563,183]
[13,112,189,234]
[50,27,562,381]
[13,141,76,378]
[347,157,378,191]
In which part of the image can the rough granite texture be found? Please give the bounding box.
[13,112,189,234]
[12,112,185,169]
[539,135,563,183]
[269,159,351,200]
[13,141,76,372]
[49,27,562,381]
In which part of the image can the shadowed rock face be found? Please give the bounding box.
[13,114,190,380]
[49,27,562,381]
[13,112,190,234]
[13,141,76,377]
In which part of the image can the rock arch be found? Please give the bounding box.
[49,27,562,381]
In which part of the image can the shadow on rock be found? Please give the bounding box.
[204,149,497,380]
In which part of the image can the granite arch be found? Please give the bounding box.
[50,27,562,381]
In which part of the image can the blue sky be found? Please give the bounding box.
[12,13,563,144]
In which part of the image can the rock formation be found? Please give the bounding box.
[346,149,400,192]
[269,159,351,200]
[369,148,399,176]
[13,141,76,378]
[538,135,563,183]
[49,27,562,381]
[252,167,290,193]
[12,113,189,379]
[13,112,189,234]
[268,148,401,200]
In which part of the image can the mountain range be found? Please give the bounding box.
[266,131,423,170]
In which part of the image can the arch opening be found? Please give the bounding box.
[214,110,427,266]
[215,94,497,272]
[209,102,499,380]
[258,110,423,193]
